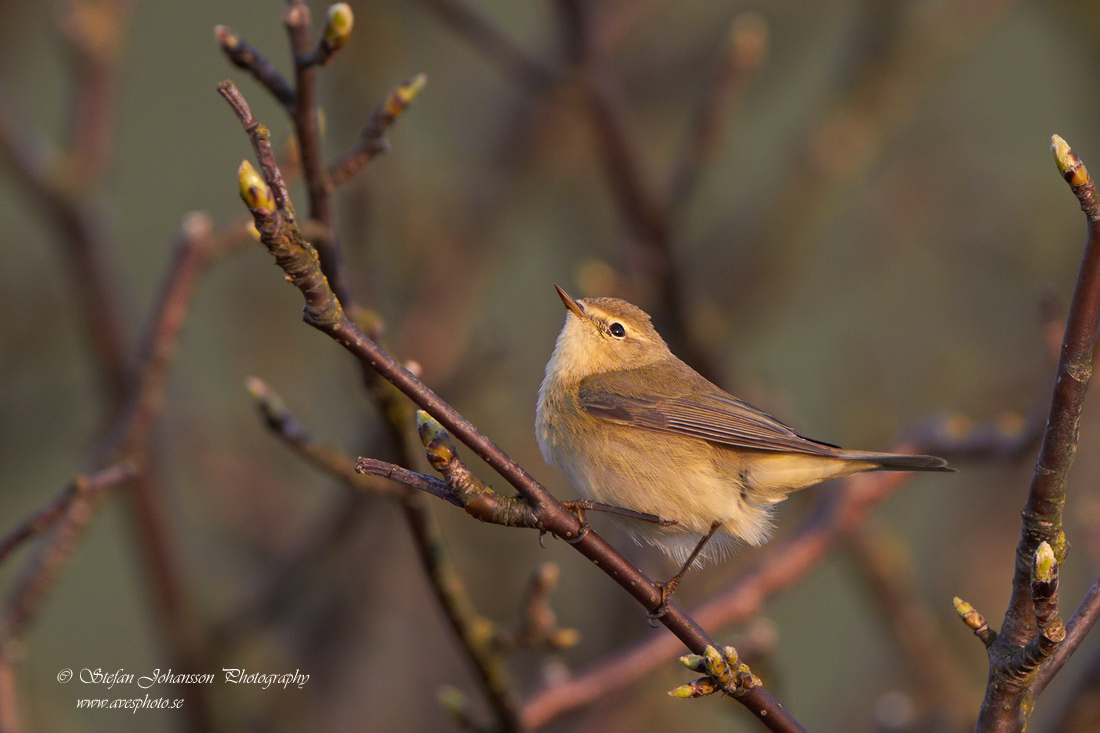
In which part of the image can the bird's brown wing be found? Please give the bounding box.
[577,366,841,456]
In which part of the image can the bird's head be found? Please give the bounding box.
[547,285,671,381]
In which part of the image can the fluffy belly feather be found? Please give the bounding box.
[539,402,776,560]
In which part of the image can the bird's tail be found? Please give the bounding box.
[838,451,955,472]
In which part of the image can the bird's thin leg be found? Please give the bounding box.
[562,499,678,528]
[647,520,722,621]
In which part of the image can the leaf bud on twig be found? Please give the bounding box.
[1052,134,1089,187]
[384,74,428,118]
[323,4,354,52]
[417,410,456,471]
[1034,541,1056,584]
[669,677,719,699]
[238,159,274,211]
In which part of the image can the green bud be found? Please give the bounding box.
[679,654,706,672]
[551,628,581,648]
[238,159,274,211]
[416,410,456,470]
[703,645,731,684]
[214,25,240,52]
[1034,541,1057,583]
[244,376,270,402]
[1052,134,1089,187]
[324,4,354,50]
[668,677,718,699]
[384,74,428,118]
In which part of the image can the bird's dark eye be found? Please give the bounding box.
[609,322,626,338]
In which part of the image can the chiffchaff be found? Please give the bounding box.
[536,285,951,611]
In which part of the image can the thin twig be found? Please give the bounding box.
[222,80,803,731]
[490,563,579,654]
[214,25,297,109]
[328,74,427,187]
[1,6,231,725]
[0,98,129,404]
[245,377,405,499]
[1032,573,1100,696]
[235,64,524,722]
[0,464,136,566]
[57,0,128,190]
[283,0,351,308]
[228,66,527,726]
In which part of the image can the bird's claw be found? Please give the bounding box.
[561,501,590,544]
[646,581,672,625]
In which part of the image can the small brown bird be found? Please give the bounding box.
[536,285,952,612]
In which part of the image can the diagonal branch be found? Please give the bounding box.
[215,25,297,109]
[328,74,427,187]
[220,78,804,732]
[222,51,520,726]
[0,464,136,566]
[1033,571,1100,696]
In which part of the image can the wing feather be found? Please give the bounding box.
[578,365,841,456]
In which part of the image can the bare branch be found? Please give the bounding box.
[226,56,524,728]
[354,456,538,528]
[1033,572,1100,695]
[297,3,354,69]
[490,563,580,653]
[0,464,136,566]
[975,135,1100,730]
[0,98,129,403]
[284,0,349,306]
[245,377,406,499]
[0,214,247,729]
[215,25,296,109]
[57,0,129,189]
[328,74,427,187]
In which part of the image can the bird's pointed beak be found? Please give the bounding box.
[555,284,587,320]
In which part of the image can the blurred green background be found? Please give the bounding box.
[4,0,1100,731]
